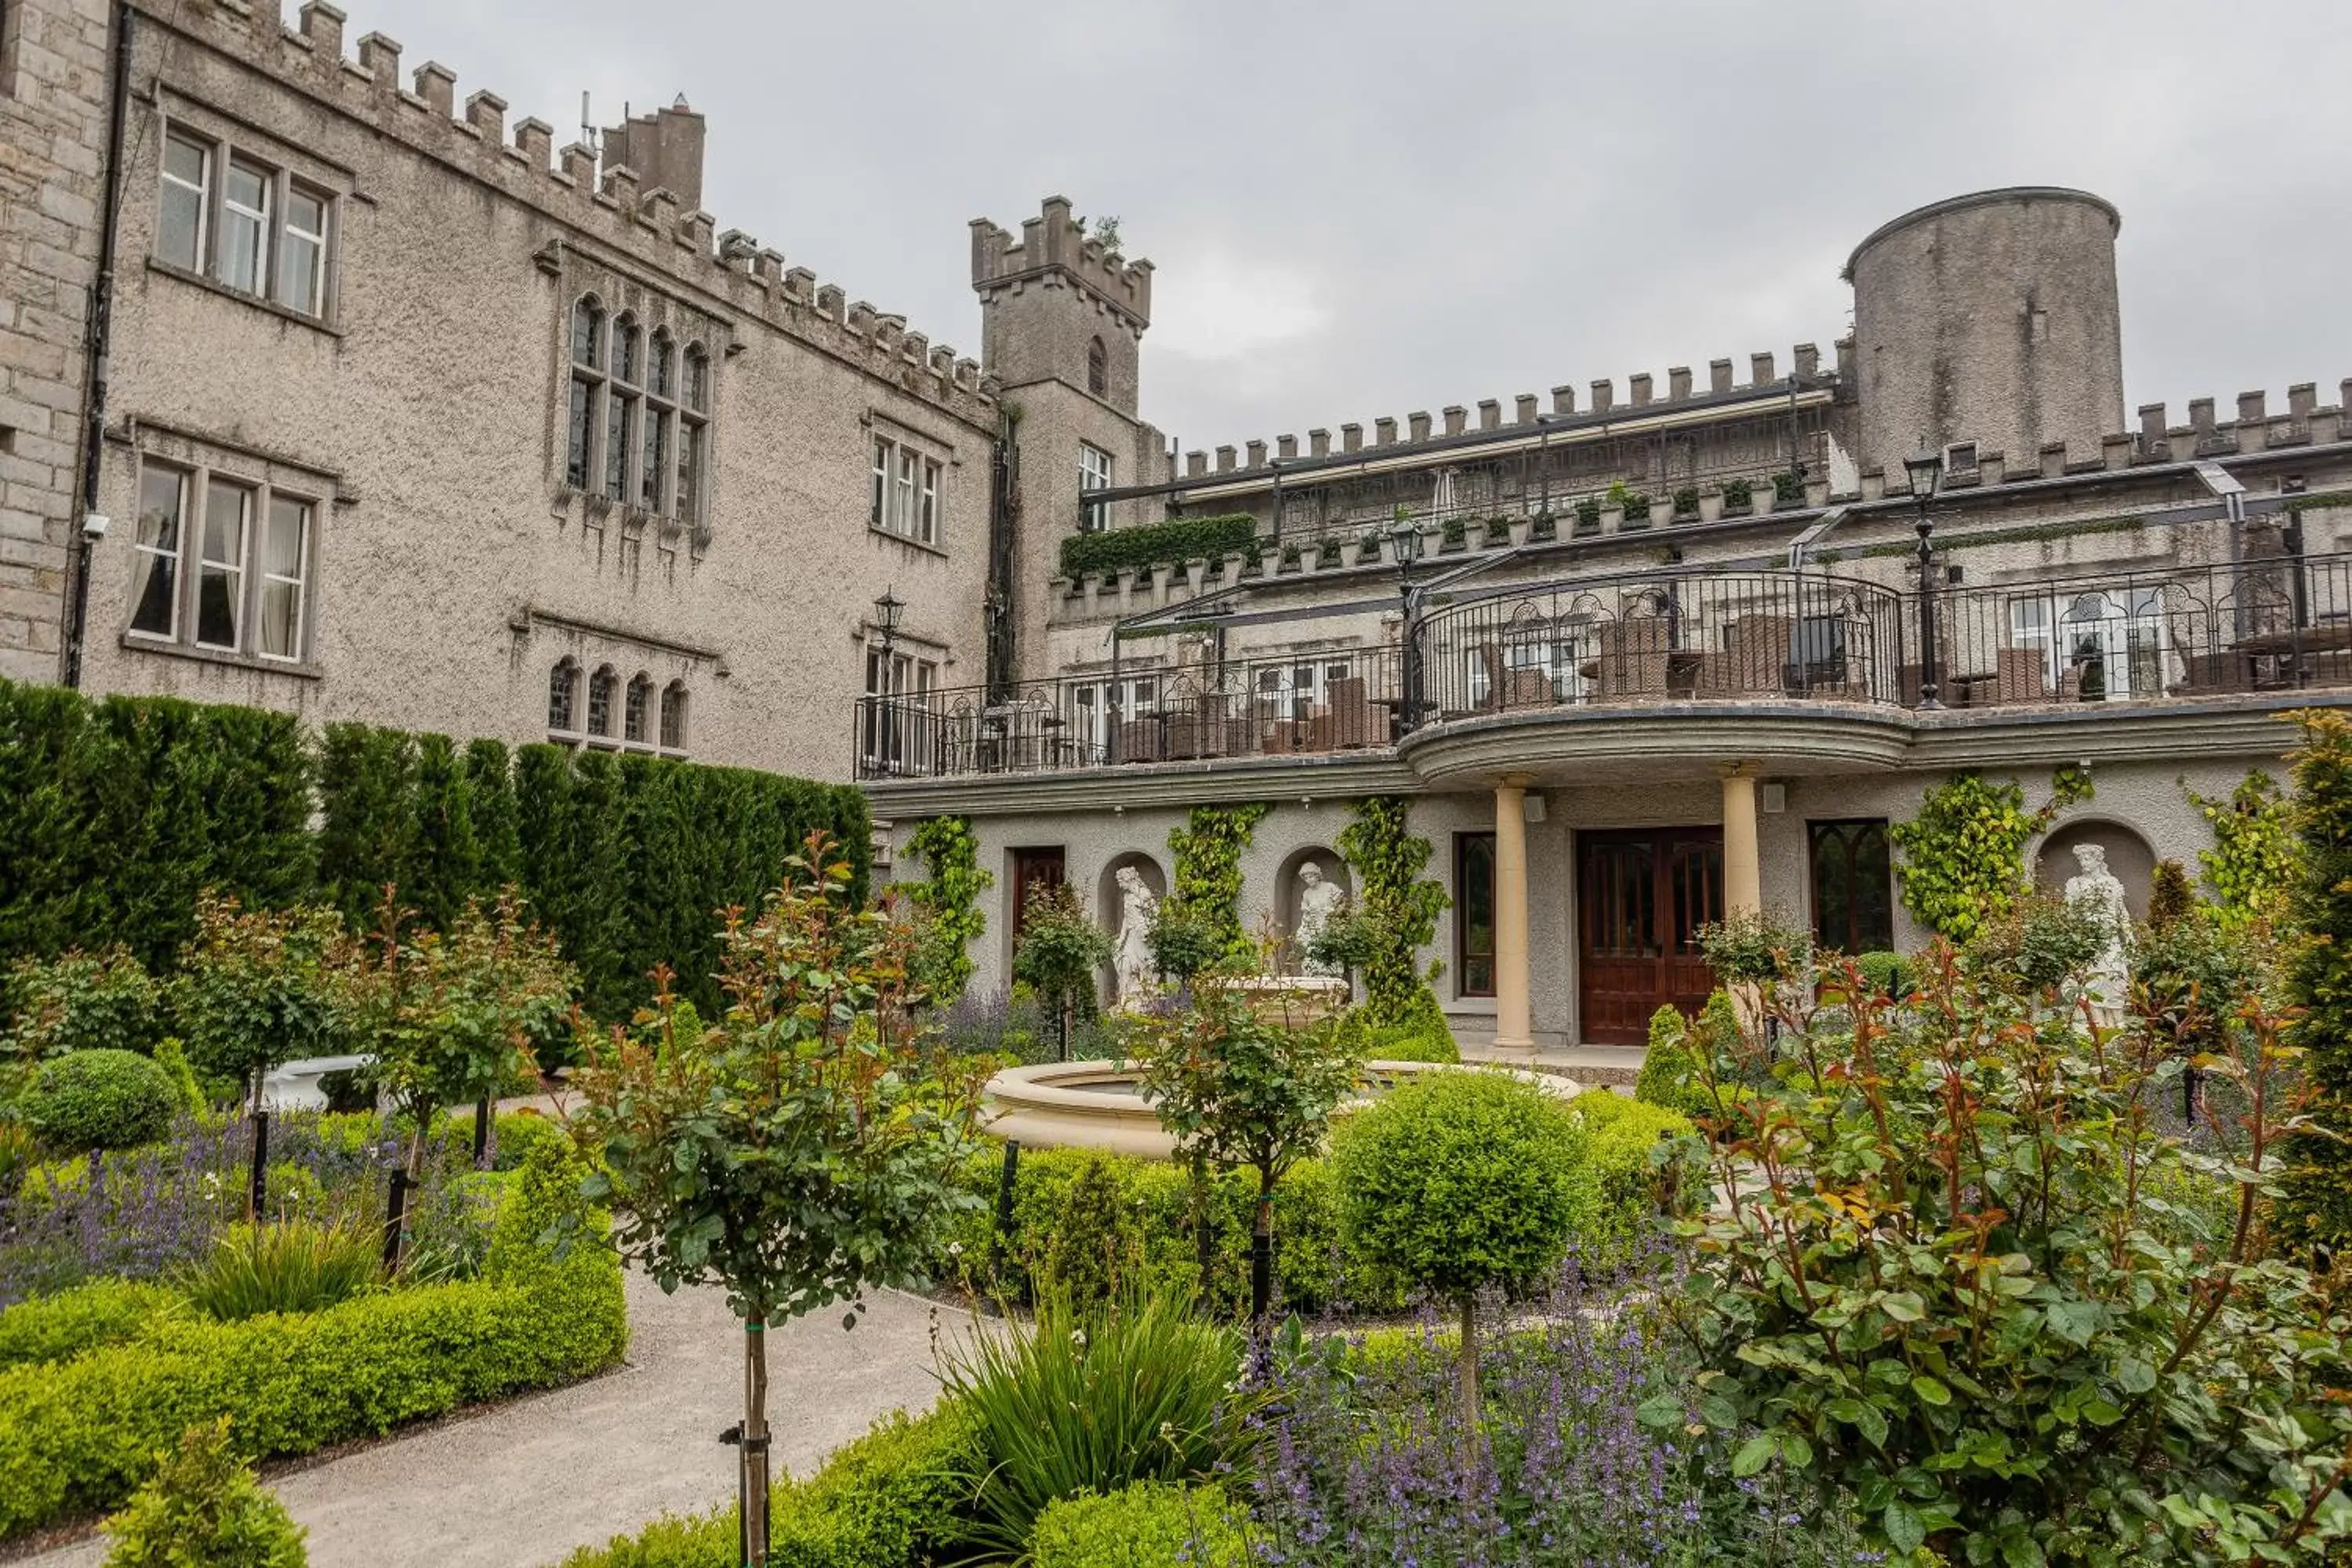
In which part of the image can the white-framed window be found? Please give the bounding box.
[2010,589,2166,701]
[1254,658,1355,720]
[861,646,938,774]
[154,122,334,319]
[125,456,317,664]
[157,132,209,273]
[1066,675,1160,761]
[1079,441,1114,532]
[869,435,942,546]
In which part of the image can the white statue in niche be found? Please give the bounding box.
[1294,862,1348,977]
[2063,842,2131,1027]
[1111,865,1160,1010]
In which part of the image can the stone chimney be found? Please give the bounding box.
[601,97,707,212]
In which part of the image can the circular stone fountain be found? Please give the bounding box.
[982,1056,1582,1160]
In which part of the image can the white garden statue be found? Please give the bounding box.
[1111,865,1160,1011]
[2063,842,2131,1028]
[1294,862,1348,977]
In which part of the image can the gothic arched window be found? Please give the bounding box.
[1087,336,1108,397]
[586,664,617,737]
[660,681,689,750]
[624,672,652,743]
[548,658,580,732]
[565,297,605,488]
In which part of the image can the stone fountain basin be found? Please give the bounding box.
[982,1058,1582,1161]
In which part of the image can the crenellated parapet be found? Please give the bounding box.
[969,195,1154,335]
[167,0,996,423]
[1183,339,1842,479]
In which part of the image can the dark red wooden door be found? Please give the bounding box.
[1577,827,1722,1044]
[1009,848,1066,946]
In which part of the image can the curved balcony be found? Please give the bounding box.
[855,554,2352,783]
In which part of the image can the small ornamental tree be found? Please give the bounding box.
[572,833,989,1567]
[1145,897,1229,985]
[331,887,574,1197]
[1330,1070,1588,1429]
[1011,884,1112,1055]
[175,892,347,1115]
[1668,937,2352,1566]
[1127,977,1363,1324]
[1633,1003,1703,1117]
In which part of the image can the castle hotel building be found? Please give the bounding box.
[4,0,2350,1050]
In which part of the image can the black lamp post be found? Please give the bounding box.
[869,587,904,772]
[1904,449,1945,710]
[1389,517,1425,732]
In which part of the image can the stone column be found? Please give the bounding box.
[1493,776,1535,1052]
[1721,766,1762,918]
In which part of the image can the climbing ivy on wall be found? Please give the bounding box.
[2183,769,2300,935]
[1889,767,2093,943]
[903,815,991,1007]
[1167,804,1272,964]
[1335,796,1452,1029]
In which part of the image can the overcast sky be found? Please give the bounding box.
[379,0,2351,453]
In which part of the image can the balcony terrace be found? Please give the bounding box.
[857,551,2352,784]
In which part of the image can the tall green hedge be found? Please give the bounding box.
[1058,514,1260,580]
[0,680,868,1024]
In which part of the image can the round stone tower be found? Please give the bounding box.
[1846,187,2125,477]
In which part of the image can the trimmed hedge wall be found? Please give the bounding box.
[1058,514,1260,581]
[0,1144,625,1541]
[0,681,869,1022]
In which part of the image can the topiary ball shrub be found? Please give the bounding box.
[1363,1018,1461,1065]
[100,1418,307,1567]
[1029,1482,1247,1568]
[1632,1004,1702,1116]
[20,1049,180,1153]
[1854,950,1907,1000]
[1330,1069,1589,1425]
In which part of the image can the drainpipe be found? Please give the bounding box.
[64,1,136,689]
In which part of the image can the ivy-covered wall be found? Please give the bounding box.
[1167,804,1273,963]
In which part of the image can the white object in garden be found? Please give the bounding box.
[1111,865,1159,1011]
[2064,843,2130,1028]
[260,1054,372,1112]
[1295,862,1347,976]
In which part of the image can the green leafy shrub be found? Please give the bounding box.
[1145,898,1230,985]
[0,1279,180,1369]
[557,1403,982,1568]
[0,1138,624,1540]
[1566,1090,1695,1267]
[1633,1004,1702,1116]
[942,1291,1258,1561]
[1036,1154,1145,1310]
[2279,711,2352,1257]
[2147,858,2197,931]
[1011,884,1116,1033]
[2185,768,2299,934]
[99,1418,307,1568]
[1029,1483,1246,1568]
[20,1049,180,1152]
[1672,941,2352,1565]
[400,1169,505,1286]
[487,1108,563,1172]
[1853,949,1906,999]
[2,948,164,1060]
[1058,515,1259,581]
[1330,1070,1590,1422]
[176,1221,380,1322]
[1363,1018,1459,1064]
[1962,892,2107,991]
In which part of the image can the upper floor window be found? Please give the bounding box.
[154,124,335,321]
[1078,442,1114,532]
[126,457,316,663]
[869,435,942,546]
[1087,336,1109,397]
[562,293,709,527]
[861,646,938,776]
[548,659,581,732]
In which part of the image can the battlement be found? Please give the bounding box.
[970,196,1154,331]
[1181,339,1847,480]
[163,0,996,423]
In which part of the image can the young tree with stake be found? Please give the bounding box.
[572,834,988,1567]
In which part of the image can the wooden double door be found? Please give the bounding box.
[1577,826,1723,1045]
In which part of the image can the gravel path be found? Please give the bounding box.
[18,1270,964,1568]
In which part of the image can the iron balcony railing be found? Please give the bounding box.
[853,553,2352,782]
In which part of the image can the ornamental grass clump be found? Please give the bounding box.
[1671,930,2352,1566]
[175,1220,379,1322]
[940,1288,1262,1563]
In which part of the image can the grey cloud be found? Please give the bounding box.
[380,0,2352,449]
